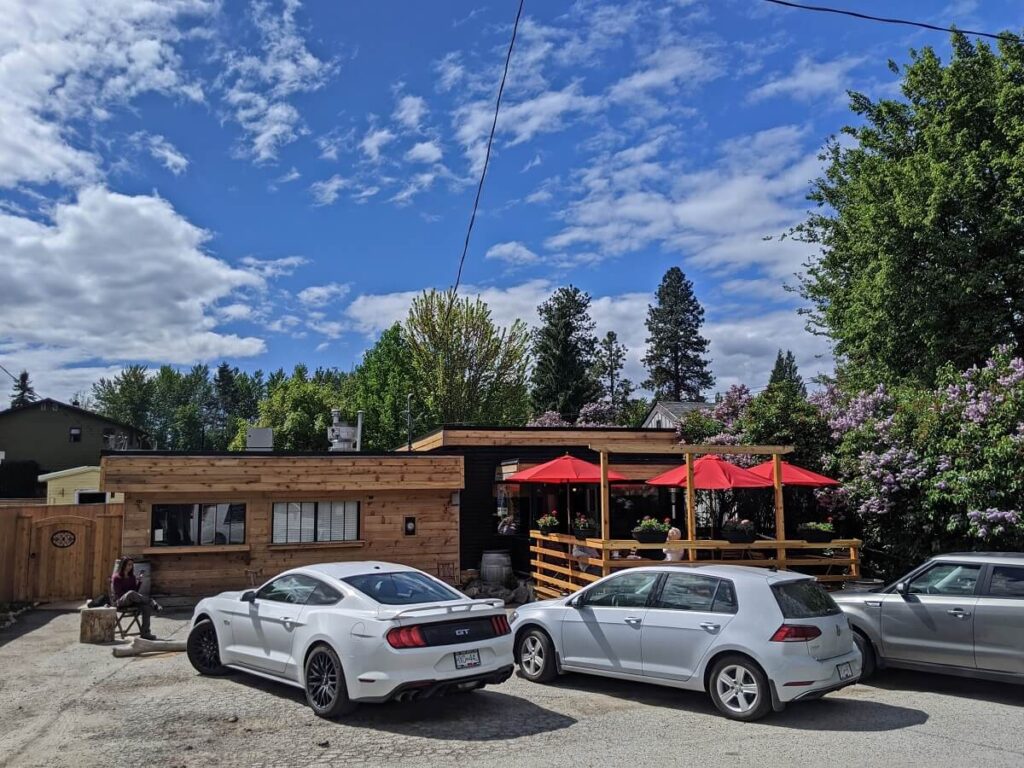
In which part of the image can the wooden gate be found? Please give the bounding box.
[29,516,95,601]
[1,503,124,603]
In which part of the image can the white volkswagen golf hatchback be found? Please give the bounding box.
[511,565,860,721]
[186,562,514,717]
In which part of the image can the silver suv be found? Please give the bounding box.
[834,552,1024,684]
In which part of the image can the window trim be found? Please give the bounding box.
[149,502,247,547]
[271,500,361,545]
[68,426,82,443]
[981,563,1024,600]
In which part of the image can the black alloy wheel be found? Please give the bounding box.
[186,619,229,675]
[304,644,355,718]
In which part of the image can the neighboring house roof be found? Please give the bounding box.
[0,398,146,435]
[642,400,708,426]
[37,465,100,482]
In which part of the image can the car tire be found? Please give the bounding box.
[186,619,229,676]
[304,644,355,719]
[853,630,876,679]
[707,655,772,722]
[516,628,558,684]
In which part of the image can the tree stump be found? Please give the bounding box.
[80,607,116,644]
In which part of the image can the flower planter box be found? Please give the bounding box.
[633,529,668,544]
[538,526,559,536]
[799,529,833,543]
[573,527,597,539]
[722,531,756,544]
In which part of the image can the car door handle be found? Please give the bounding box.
[864,600,882,608]
[699,622,720,633]
[946,608,971,619]
[624,617,643,626]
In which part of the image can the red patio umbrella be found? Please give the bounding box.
[506,454,627,522]
[646,455,773,489]
[748,460,839,487]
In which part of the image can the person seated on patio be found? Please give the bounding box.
[112,557,162,640]
[663,527,685,561]
[572,544,600,574]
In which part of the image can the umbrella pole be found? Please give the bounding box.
[600,451,610,576]
[685,452,696,562]
[773,453,785,563]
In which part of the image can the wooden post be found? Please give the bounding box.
[773,453,786,565]
[685,452,697,562]
[600,450,611,576]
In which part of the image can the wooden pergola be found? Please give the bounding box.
[528,442,862,599]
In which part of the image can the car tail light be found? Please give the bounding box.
[386,625,426,648]
[490,614,511,636]
[770,624,822,642]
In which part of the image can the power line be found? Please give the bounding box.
[450,0,525,297]
[762,0,1022,43]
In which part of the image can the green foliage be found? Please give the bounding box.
[348,323,416,451]
[243,365,348,451]
[406,289,531,428]
[740,383,829,469]
[593,331,633,414]
[642,267,713,401]
[92,365,153,431]
[616,397,650,428]
[9,370,38,408]
[768,350,806,396]
[798,33,1024,388]
[530,286,601,421]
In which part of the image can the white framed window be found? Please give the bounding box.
[272,501,360,544]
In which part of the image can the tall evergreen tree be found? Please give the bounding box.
[593,331,633,413]
[642,267,713,401]
[768,349,806,395]
[530,286,601,421]
[9,370,37,408]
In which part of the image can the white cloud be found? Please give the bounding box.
[404,141,443,164]
[0,187,266,392]
[275,167,301,183]
[221,0,336,162]
[297,282,351,306]
[240,254,308,278]
[435,52,465,92]
[359,126,396,161]
[749,55,863,103]
[140,133,189,175]
[317,127,354,161]
[0,0,212,189]
[351,185,380,203]
[485,241,539,265]
[608,44,722,102]
[521,154,542,172]
[394,94,428,131]
[390,172,436,205]
[309,174,348,206]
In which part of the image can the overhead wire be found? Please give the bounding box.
[762,0,1022,43]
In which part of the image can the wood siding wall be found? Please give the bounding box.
[406,427,680,452]
[0,503,124,602]
[121,490,459,596]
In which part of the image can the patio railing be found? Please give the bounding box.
[529,531,862,599]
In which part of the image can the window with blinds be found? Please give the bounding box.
[272,501,360,544]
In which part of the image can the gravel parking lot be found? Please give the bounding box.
[1,609,1022,768]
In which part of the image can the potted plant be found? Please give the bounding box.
[632,516,671,544]
[573,513,597,538]
[722,517,756,543]
[536,512,559,535]
[797,520,834,543]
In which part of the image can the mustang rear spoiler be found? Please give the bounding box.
[377,598,505,621]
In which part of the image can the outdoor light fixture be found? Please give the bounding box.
[404,516,416,536]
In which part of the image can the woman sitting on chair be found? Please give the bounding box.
[112,557,162,640]
[663,527,685,561]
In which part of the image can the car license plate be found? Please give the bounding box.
[455,649,481,670]
[837,662,854,680]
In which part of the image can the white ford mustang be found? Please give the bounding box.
[186,561,514,717]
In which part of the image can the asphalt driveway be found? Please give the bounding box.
[0,609,1021,768]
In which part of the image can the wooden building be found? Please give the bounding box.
[101,452,463,596]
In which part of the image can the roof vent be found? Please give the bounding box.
[328,409,363,452]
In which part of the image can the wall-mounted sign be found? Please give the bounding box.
[50,530,76,548]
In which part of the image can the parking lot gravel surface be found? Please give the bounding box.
[1,609,1022,768]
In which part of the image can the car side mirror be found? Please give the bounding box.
[241,590,256,603]
[895,582,908,596]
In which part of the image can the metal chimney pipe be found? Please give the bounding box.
[355,410,364,452]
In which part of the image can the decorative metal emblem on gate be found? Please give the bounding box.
[50,530,76,548]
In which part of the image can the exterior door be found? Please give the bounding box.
[31,517,94,601]
[227,574,318,675]
[560,571,660,675]
[642,573,738,682]
[880,562,981,668]
[974,565,1024,674]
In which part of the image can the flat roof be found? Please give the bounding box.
[37,465,100,481]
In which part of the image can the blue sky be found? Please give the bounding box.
[1,0,1021,403]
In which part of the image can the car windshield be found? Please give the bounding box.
[343,572,463,605]
[771,580,841,619]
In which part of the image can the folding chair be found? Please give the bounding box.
[115,607,142,639]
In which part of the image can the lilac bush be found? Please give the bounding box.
[527,411,570,427]
[576,401,618,427]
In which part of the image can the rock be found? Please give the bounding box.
[227,715,238,723]
[317,740,330,748]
